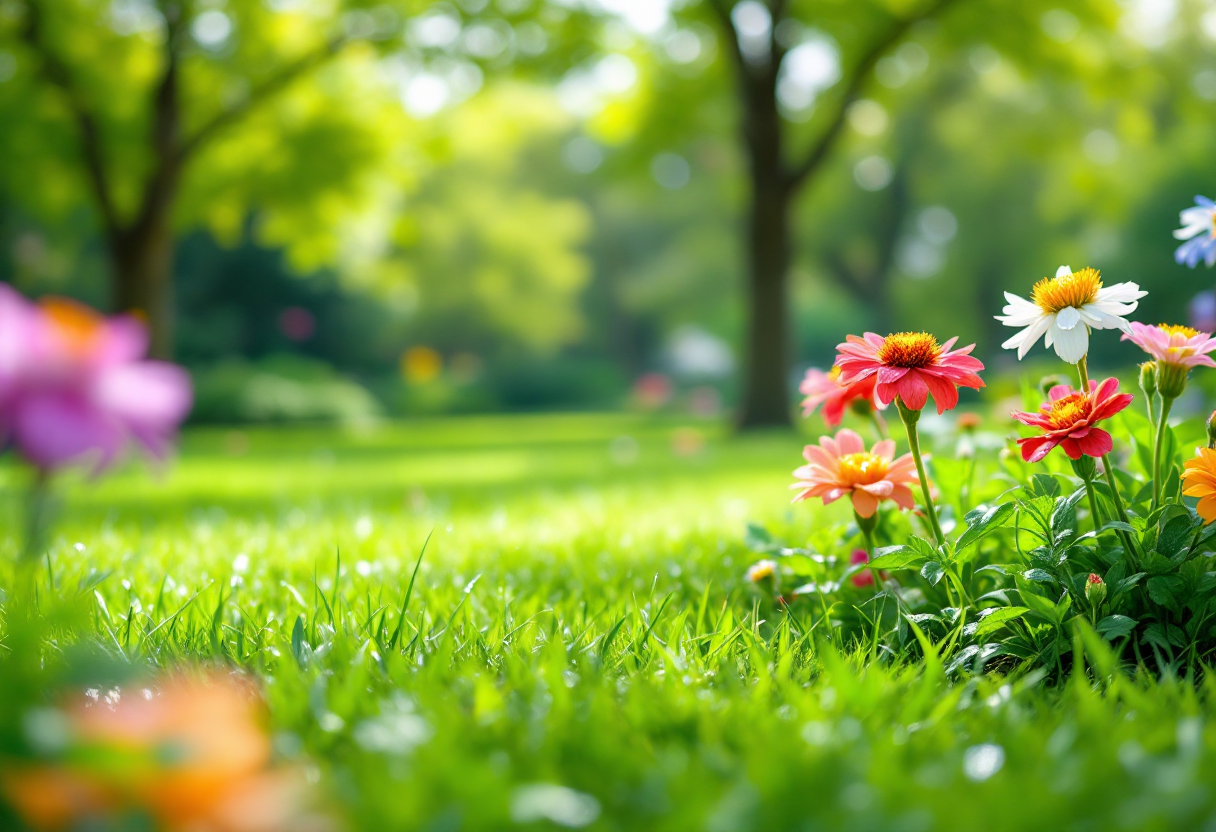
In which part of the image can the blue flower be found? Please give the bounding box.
[1174,195,1216,268]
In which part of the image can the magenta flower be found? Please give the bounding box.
[0,288,192,473]
[1122,322,1216,369]
[834,332,985,414]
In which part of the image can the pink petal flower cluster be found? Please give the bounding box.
[1011,378,1133,463]
[1121,322,1216,368]
[791,428,917,518]
[834,332,985,414]
[799,367,881,427]
[0,287,192,473]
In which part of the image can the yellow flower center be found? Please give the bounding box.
[1031,267,1102,314]
[1047,392,1089,429]
[828,365,843,381]
[837,452,889,486]
[877,332,940,369]
[1159,324,1199,338]
[41,297,104,355]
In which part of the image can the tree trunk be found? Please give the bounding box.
[111,218,176,359]
[737,71,792,429]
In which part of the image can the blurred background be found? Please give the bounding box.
[1,0,1214,428]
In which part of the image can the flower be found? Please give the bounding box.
[1123,322,1216,370]
[1123,322,1216,398]
[834,332,985,414]
[791,428,918,518]
[956,412,982,431]
[0,288,192,473]
[849,549,878,588]
[1174,196,1216,268]
[746,559,778,584]
[1011,378,1133,463]
[799,366,882,426]
[1184,449,1216,523]
[1,675,311,832]
[996,265,1146,364]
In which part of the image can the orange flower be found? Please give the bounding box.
[1183,448,1216,523]
[2,674,312,832]
[791,428,918,518]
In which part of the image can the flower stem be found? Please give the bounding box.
[1152,396,1175,510]
[895,398,945,548]
[1101,453,1141,568]
[1076,355,1090,390]
[1084,478,1104,533]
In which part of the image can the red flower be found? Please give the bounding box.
[1011,378,1133,463]
[834,332,985,414]
[799,367,881,427]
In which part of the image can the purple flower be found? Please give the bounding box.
[0,287,192,473]
[1174,195,1216,268]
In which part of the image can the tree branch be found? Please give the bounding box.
[784,0,963,189]
[177,35,348,161]
[20,0,119,234]
[705,0,749,76]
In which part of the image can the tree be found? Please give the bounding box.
[692,0,961,426]
[0,0,600,357]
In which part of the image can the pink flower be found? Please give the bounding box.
[1122,322,1216,369]
[799,366,882,427]
[1011,378,1133,463]
[849,549,876,588]
[834,331,985,414]
[791,428,918,518]
[0,288,192,473]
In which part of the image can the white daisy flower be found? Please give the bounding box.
[995,265,1146,365]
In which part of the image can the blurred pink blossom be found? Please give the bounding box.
[0,288,192,473]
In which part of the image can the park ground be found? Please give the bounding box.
[10,412,1216,831]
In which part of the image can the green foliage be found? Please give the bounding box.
[5,414,1216,829]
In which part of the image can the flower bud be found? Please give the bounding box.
[1069,455,1097,482]
[1139,361,1157,399]
[1084,573,1107,609]
[1208,411,1216,450]
[1155,361,1189,400]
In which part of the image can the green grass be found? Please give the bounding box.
[8,412,1216,830]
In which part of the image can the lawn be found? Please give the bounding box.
[6,412,1216,831]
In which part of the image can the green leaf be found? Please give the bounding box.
[1027,474,1061,499]
[869,537,937,570]
[973,606,1031,639]
[1096,614,1137,640]
[1050,488,1086,537]
[1023,569,1055,583]
[920,560,945,586]
[1015,575,1060,620]
[744,523,777,552]
[1155,510,1195,558]
[1147,574,1185,607]
[956,501,1016,554]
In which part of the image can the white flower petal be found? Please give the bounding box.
[1080,304,1133,333]
[1055,306,1081,330]
[1056,265,1072,278]
[1051,321,1089,364]
[1175,222,1208,241]
[1181,206,1213,225]
[1017,315,1053,359]
[997,310,1043,327]
[1096,282,1146,304]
